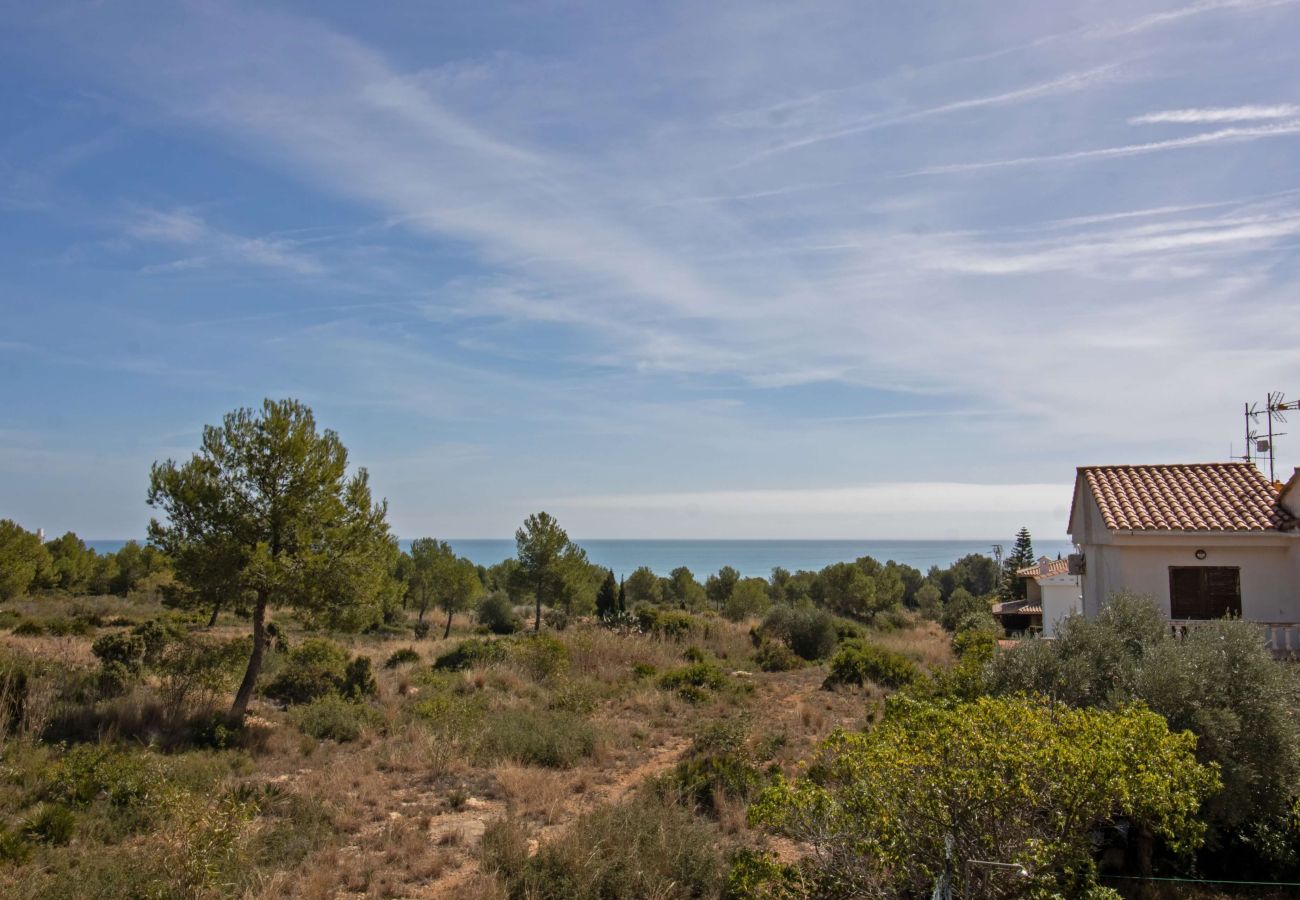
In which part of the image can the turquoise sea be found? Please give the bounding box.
[86,538,1074,579]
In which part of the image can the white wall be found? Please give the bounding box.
[1078,537,1300,621]
[1040,579,1081,637]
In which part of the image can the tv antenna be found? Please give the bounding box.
[1263,391,1299,483]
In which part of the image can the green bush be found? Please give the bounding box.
[631,662,657,679]
[658,662,728,703]
[22,804,75,845]
[46,616,95,637]
[412,619,432,639]
[482,792,725,899]
[510,634,569,681]
[0,655,30,733]
[295,695,379,743]
[434,637,509,671]
[261,638,349,705]
[11,620,44,637]
[0,828,30,864]
[823,639,918,689]
[131,618,186,666]
[341,656,378,700]
[477,708,596,768]
[48,744,160,809]
[725,849,800,900]
[91,631,147,697]
[478,591,521,635]
[636,607,699,639]
[384,647,421,669]
[754,641,802,672]
[760,605,838,660]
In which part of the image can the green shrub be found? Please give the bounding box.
[510,634,569,681]
[823,639,918,689]
[11,620,44,637]
[725,849,800,900]
[659,662,728,702]
[22,804,75,845]
[384,647,421,669]
[48,744,161,809]
[46,616,94,637]
[0,655,30,733]
[760,605,838,660]
[0,828,30,864]
[631,662,657,679]
[754,641,801,672]
[91,631,147,697]
[482,792,725,899]
[261,638,349,705]
[131,618,186,666]
[477,708,596,768]
[666,752,763,814]
[434,637,509,671]
[682,645,706,663]
[637,607,698,639]
[478,591,521,635]
[412,619,431,639]
[295,695,379,743]
[341,656,378,700]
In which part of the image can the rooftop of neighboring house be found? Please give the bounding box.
[1069,462,1296,534]
[1016,555,1071,579]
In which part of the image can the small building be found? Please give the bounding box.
[1068,463,1300,651]
[992,556,1082,637]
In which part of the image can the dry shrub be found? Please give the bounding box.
[871,620,954,671]
[494,764,572,824]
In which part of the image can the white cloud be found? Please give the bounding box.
[1130,104,1300,124]
[913,119,1300,174]
[127,208,325,276]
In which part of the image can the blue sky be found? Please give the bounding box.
[3,0,1300,540]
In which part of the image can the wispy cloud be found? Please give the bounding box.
[1130,104,1300,124]
[127,208,325,276]
[912,119,1300,174]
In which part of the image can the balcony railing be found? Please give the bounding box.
[1168,619,1300,658]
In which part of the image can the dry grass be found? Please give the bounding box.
[873,618,954,671]
[494,764,573,824]
[0,593,958,898]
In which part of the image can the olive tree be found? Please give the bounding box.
[148,399,399,718]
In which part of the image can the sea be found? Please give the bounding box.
[85,538,1075,579]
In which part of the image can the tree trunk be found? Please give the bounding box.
[207,599,222,628]
[418,606,426,623]
[230,593,267,720]
[445,606,454,639]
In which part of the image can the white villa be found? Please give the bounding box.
[1067,462,1300,653]
[991,556,1081,638]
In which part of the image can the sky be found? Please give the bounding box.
[2,0,1300,541]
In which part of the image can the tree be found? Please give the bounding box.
[915,582,942,620]
[514,511,576,632]
[408,539,483,637]
[988,592,1300,868]
[724,577,771,621]
[109,540,170,596]
[664,566,704,608]
[44,532,97,594]
[617,577,626,613]
[813,561,879,619]
[704,565,740,610]
[624,565,661,607]
[595,569,619,619]
[0,520,50,601]
[998,526,1036,601]
[148,399,399,719]
[751,695,1218,898]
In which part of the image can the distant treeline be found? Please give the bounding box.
[2,516,1025,636]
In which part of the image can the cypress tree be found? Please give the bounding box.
[617,576,627,613]
[596,568,619,619]
[998,527,1036,601]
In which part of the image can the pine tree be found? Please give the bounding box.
[617,577,627,613]
[998,526,1036,601]
[596,568,619,619]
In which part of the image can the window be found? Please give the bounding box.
[1168,566,1241,620]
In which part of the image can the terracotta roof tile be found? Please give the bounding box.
[1016,556,1072,578]
[1079,463,1293,533]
